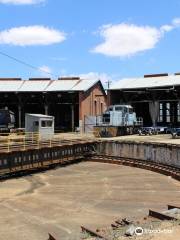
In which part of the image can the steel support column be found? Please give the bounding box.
[18,105,22,128]
[71,104,75,132]
[44,104,48,115]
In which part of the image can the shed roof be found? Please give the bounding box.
[72,79,99,91]
[0,80,23,92]
[110,75,180,90]
[26,114,54,118]
[0,78,101,92]
[20,80,51,92]
[45,80,78,91]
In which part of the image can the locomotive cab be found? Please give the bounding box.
[102,105,137,126]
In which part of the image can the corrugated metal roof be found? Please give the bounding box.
[110,75,180,90]
[72,79,99,91]
[19,80,51,92]
[0,78,100,92]
[26,114,54,118]
[45,80,79,91]
[0,80,24,92]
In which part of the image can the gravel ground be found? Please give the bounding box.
[0,162,180,240]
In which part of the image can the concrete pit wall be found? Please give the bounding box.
[96,141,180,168]
[0,143,92,174]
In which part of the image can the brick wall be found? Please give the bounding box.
[79,82,107,132]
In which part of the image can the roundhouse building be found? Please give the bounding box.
[108,73,180,127]
[0,77,106,132]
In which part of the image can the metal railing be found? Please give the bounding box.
[0,132,95,153]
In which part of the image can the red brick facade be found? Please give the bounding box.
[79,82,107,131]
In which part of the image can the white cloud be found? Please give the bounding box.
[92,24,161,57]
[92,18,180,57]
[160,24,173,32]
[38,65,52,76]
[172,18,180,26]
[0,0,44,4]
[0,26,66,46]
[79,72,112,88]
[59,71,117,89]
[160,18,180,32]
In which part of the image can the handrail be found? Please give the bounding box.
[0,132,94,153]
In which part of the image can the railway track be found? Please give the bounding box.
[149,204,180,221]
[81,226,110,240]
[149,209,178,221]
[168,204,180,210]
[48,234,57,240]
[81,204,180,240]
[88,154,180,181]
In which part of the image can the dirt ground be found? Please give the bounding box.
[0,162,180,240]
[102,133,180,144]
[55,132,180,145]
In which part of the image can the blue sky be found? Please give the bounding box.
[0,0,180,86]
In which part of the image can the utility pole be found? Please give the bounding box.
[105,79,112,90]
[105,79,112,106]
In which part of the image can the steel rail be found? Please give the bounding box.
[88,154,180,181]
[149,210,178,221]
[48,233,57,240]
[167,204,180,210]
[81,226,109,240]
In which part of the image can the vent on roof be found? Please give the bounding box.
[144,73,168,78]
[174,72,180,75]
[0,78,22,80]
[29,78,51,81]
[58,77,80,80]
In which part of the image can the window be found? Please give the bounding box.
[47,121,53,127]
[108,106,113,111]
[94,101,97,115]
[41,120,53,127]
[159,103,163,122]
[115,106,123,111]
[159,102,171,123]
[123,107,127,113]
[128,108,133,114]
[100,103,103,114]
[41,121,46,127]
